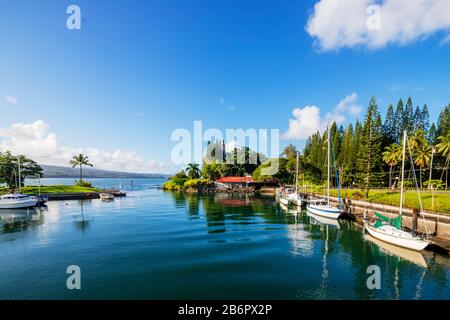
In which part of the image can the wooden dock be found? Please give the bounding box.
[38,190,126,201]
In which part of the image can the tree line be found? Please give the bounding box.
[302,97,450,196]
[167,96,450,196]
[0,152,95,190]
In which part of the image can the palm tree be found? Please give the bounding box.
[382,144,402,188]
[436,132,450,190]
[70,154,93,183]
[408,129,425,152]
[414,143,432,189]
[186,163,201,179]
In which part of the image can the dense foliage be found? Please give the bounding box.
[165,97,450,196]
[302,97,450,192]
[0,151,43,189]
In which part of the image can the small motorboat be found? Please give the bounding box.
[99,193,115,201]
[35,195,48,205]
[0,194,38,209]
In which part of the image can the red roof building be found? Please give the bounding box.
[216,176,254,184]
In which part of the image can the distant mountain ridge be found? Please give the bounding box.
[41,164,170,179]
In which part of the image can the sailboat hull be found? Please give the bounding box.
[364,222,429,251]
[0,199,38,209]
[306,205,341,219]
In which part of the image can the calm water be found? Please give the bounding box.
[0,178,449,299]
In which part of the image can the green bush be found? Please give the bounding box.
[75,180,93,188]
[163,178,209,191]
[423,179,444,189]
[184,179,209,189]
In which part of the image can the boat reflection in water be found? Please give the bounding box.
[364,234,428,268]
[284,206,314,258]
[0,207,44,233]
[306,210,341,228]
[279,203,301,215]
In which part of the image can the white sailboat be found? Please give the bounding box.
[364,131,429,251]
[279,152,302,206]
[0,158,38,209]
[287,152,302,206]
[306,124,342,219]
[279,195,289,206]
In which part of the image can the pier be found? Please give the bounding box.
[300,192,450,254]
[34,190,126,201]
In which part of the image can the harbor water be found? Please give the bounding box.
[0,178,449,299]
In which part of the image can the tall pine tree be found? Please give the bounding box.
[421,104,430,132]
[394,99,404,143]
[357,96,383,197]
[403,97,414,134]
[429,123,438,145]
[383,103,396,144]
[437,104,450,137]
[413,106,422,131]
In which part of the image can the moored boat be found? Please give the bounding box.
[0,194,38,209]
[99,193,115,201]
[279,196,289,206]
[306,124,342,220]
[363,130,430,251]
[306,198,342,219]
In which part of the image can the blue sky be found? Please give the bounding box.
[0,0,449,173]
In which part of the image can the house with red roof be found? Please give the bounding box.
[215,176,279,191]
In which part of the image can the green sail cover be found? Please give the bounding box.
[373,212,402,230]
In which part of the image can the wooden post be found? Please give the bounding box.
[412,208,419,236]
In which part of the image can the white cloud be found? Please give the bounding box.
[283,106,322,140]
[306,0,450,50]
[0,120,172,173]
[4,96,18,104]
[334,92,362,116]
[282,93,361,140]
[441,33,450,44]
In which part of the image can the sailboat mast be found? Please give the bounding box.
[295,152,299,195]
[18,156,21,193]
[399,130,407,216]
[327,124,330,206]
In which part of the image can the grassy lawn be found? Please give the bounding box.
[315,188,450,213]
[0,185,101,194]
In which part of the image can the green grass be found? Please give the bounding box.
[0,185,101,194]
[314,188,450,213]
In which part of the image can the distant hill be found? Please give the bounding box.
[40,164,170,179]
